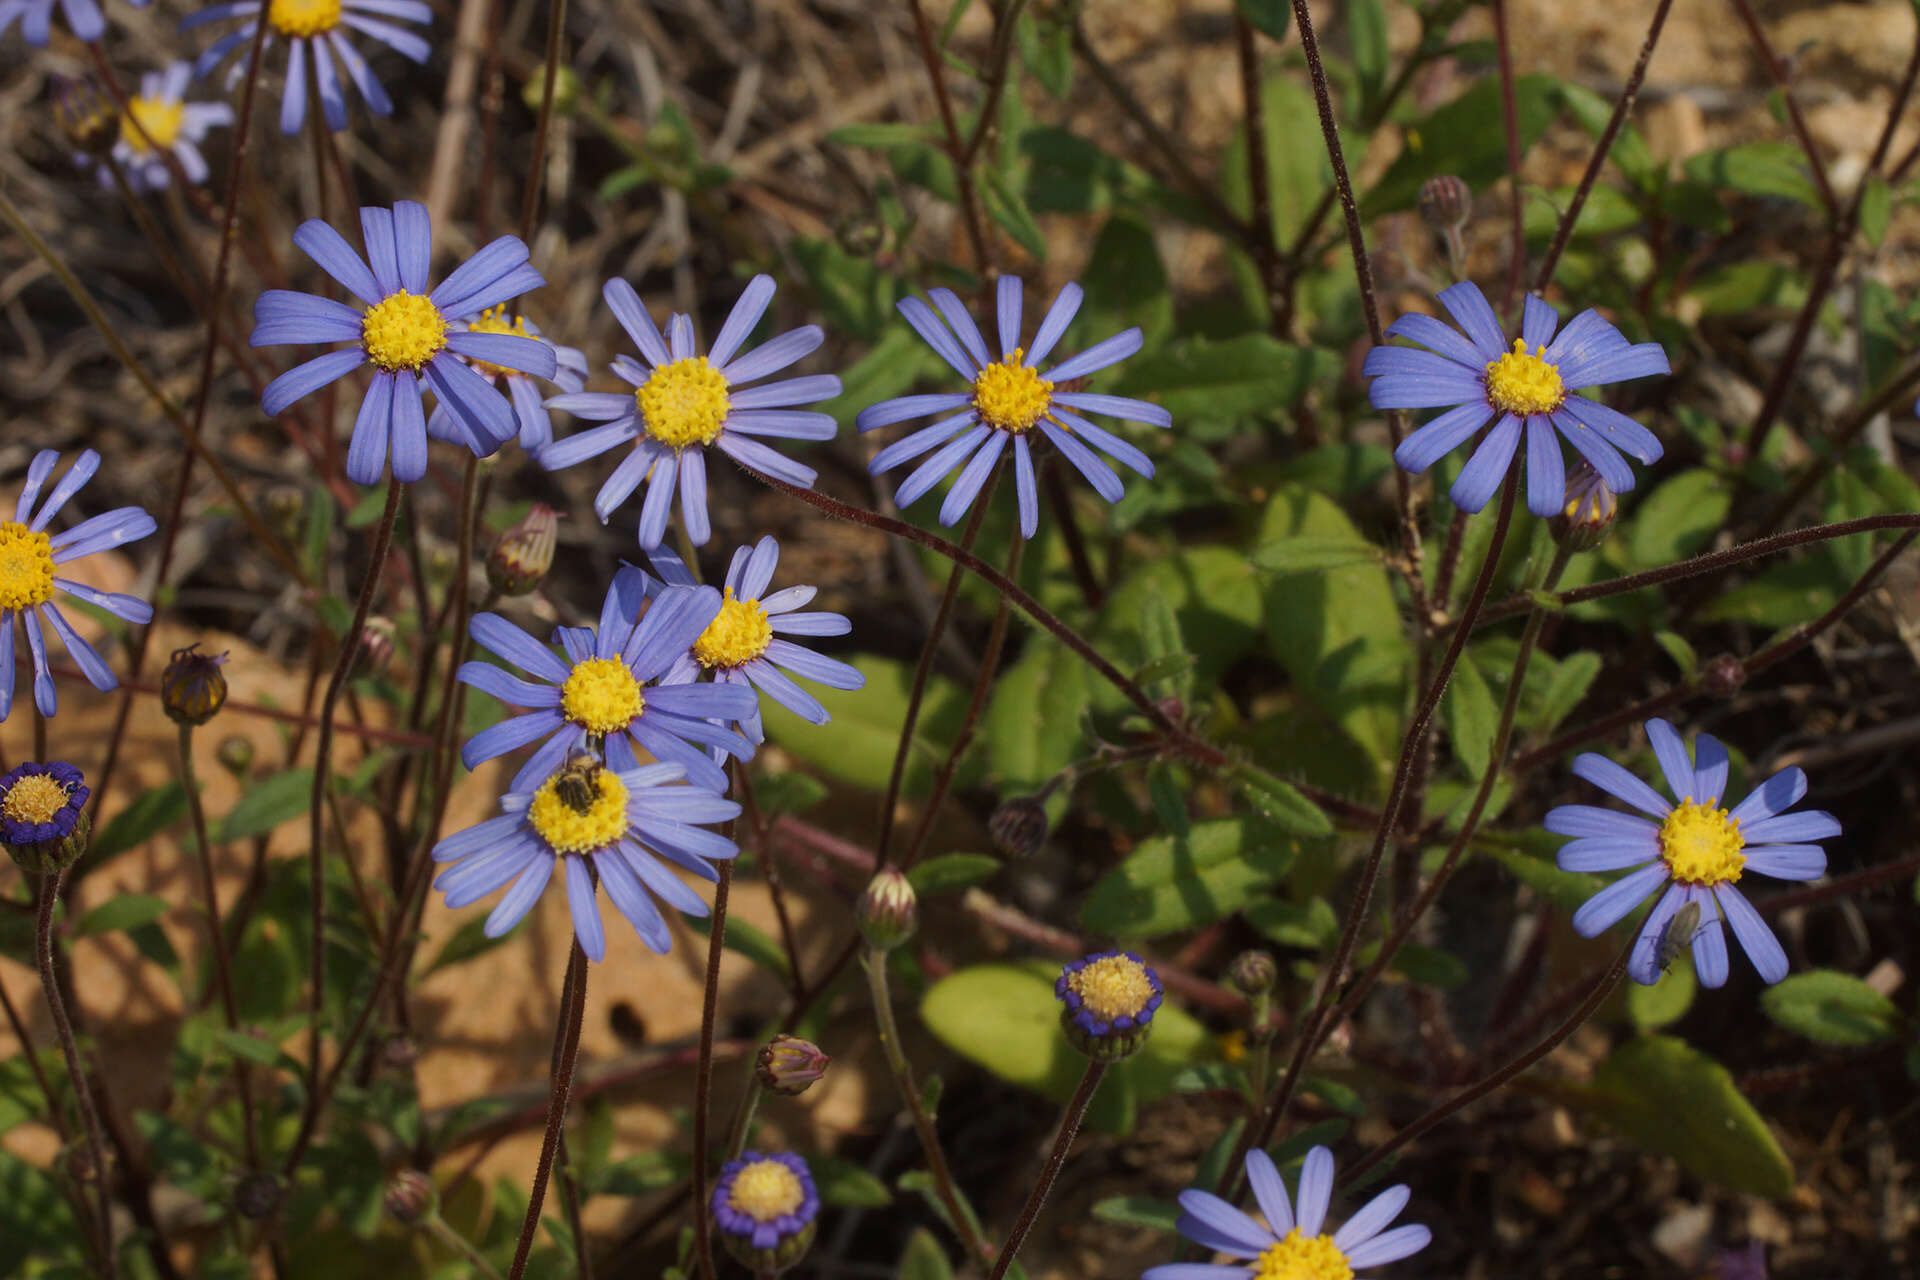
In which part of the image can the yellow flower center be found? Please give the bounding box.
[728,1161,804,1223]
[119,97,185,154]
[1066,955,1155,1022]
[559,657,643,735]
[526,766,629,855]
[692,589,772,669]
[972,351,1053,433]
[267,0,341,37]
[361,290,447,374]
[1659,800,1746,885]
[1,774,72,825]
[636,356,731,449]
[1252,1230,1354,1280]
[463,306,535,380]
[1484,338,1565,416]
[0,522,57,611]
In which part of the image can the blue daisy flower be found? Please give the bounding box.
[431,751,739,961]
[1145,1145,1430,1279]
[0,450,156,719]
[542,275,841,549]
[0,762,90,870]
[85,62,233,193]
[457,569,756,794]
[1364,282,1669,517]
[1548,718,1839,987]
[856,275,1168,538]
[1,0,142,45]
[182,0,430,136]
[251,199,556,485]
[638,537,864,744]
[711,1151,818,1271]
[425,308,588,454]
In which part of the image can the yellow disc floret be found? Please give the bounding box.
[362,291,448,373]
[692,589,772,669]
[527,767,629,855]
[464,306,536,380]
[1065,954,1156,1023]
[119,97,185,154]
[559,657,643,735]
[1,774,72,825]
[1251,1230,1354,1280]
[972,351,1053,433]
[637,357,731,449]
[267,0,342,37]
[0,522,57,611]
[727,1160,805,1222]
[1484,338,1565,416]
[1659,800,1746,885]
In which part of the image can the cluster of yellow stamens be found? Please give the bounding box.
[119,96,185,154]
[1483,338,1565,417]
[637,357,731,449]
[1065,954,1156,1022]
[559,657,643,735]
[728,1161,805,1222]
[692,589,772,669]
[362,291,448,373]
[0,522,57,611]
[1,775,73,826]
[1659,800,1746,885]
[463,306,535,380]
[266,0,342,37]
[1251,1230,1354,1280]
[527,766,629,855]
[971,350,1053,433]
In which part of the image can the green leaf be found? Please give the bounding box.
[1627,962,1696,1030]
[216,768,314,842]
[594,1151,689,1197]
[1111,334,1337,427]
[693,911,791,980]
[986,638,1093,792]
[1537,651,1599,734]
[898,1229,956,1280]
[1348,0,1388,113]
[1222,75,1330,245]
[1684,141,1823,209]
[1760,970,1903,1046]
[1251,536,1380,578]
[1080,816,1310,937]
[1627,469,1732,568]
[981,166,1047,260]
[1099,547,1264,688]
[1365,76,1562,215]
[1579,1035,1793,1196]
[1442,651,1497,779]
[1242,896,1338,949]
[1091,1195,1180,1231]
[1080,214,1174,346]
[1231,764,1334,836]
[1391,944,1469,990]
[747,771,829,818]
[909,853,1001,897]
[90,782,189,864]
[1653,631,1698,679]
[71,893,170,939]
[1860,174,1893,246]
[423,915,512,976]
[812,1156,893,1208]
[764,656,969,797]
[1235,0,1289,41]
[216,1029,284,1066]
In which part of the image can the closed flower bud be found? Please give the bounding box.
[217,735,255,778]
[856,868,917,950]
[757,1035,830,1096]
[1227,949,1276,998]
[354,616,396,679]
[51,75,117,158]
[1418,175,1473,234]
[161,644,229,725]
[263,486,305,541]
[487,503,558,596]
[0,762,91,876]
[988,796,1049,857]
[1700,653,1746,699]
[383,1169,436,1225]
[522,65,581,115]
[1551,461,1618,553]
[233,1171,283,1221]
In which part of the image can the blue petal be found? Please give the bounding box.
[1393,400,1494,475]
[719,326,823,386]
[1741,810,1841,843]
[292,218,380,305]
[1524,416,1566,518]
[1644,718,1699,803]
[1047,327,1142,381]
[708,274,775,369]
[1716,883,1786,983]
[1447,414,1521,513]
[1385,310,1486,368]
[1558,395,1663,464]
[603,277,672,367]
[1570,861,1669,937]
[1519,293,1559,350]
[262,348,365,415]
[1438,281,1506,358]
[469,612,571,682]
[1544,803,1662,838]
[996,275,1023,356]
[1728,767,1807,825]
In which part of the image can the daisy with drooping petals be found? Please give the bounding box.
[639,537,863,743]
[183,0,430,135]
[251,200,555,485]
[857,276,1168,538]
[0,450,156,720]
[425,308,587,454]
[1365,282,1668,517]
[1548,718,1839,987]
[431,752,739,961]
[1144,1145,1431,1279]
[86,62,233,192]
[1,0,141,45]
[542,275,841,549]
[457,570,755,794]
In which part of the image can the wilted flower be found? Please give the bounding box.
[0,762,91,875]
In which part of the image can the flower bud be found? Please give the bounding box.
[51,75,118,159]
[856,868,917,950]
[522,65,581,116]
[1226,950,1276,998]
[217,735,255,778]
[263,486,305,542]
[161,644,229,726]
[383,1169,437,1225]
[233,1171,283,1221]
[1418,175,1473,234]
[1551,461,1618,553]
[1700,654,1747,699]
[1057,951,1163,1061]
[353,616,396,680]
[487,503,558,596]
[988,796,1049,857]
[757,1034,831,1097]
[713,1152,818,1273]
[0,762,91,876]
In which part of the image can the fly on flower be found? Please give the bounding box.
[0,450,156,719]
[639,537,864,743]
[251,200,555,484]
[431,751,739,961]
[80,62,233,192]
[182,0,430,135]
[542,275,841,548]
[1547,717,1840,986]
[424,309,586,454]
[857,276,1169,538]
[1365,282,1668,517]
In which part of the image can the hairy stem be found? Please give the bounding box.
[987,1060,1107,1280]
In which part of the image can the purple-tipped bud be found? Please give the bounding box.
[1700,654,1747,699]
[856,868,917,951]
[383,1169,436,1225]
[488,503,559,596]
[757,1035,831,1096]
[0,762,91,875]
[161,644,229,726]
[1551,461,1618,553]
[51,75,117,158]
[988,796,1049,857]
[216,735,254,778]
[354,616,397,680]
[1227,950,1276,998]
[1419,175,1473,234]
[1056,951,1164,1061]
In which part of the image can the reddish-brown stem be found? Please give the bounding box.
[507,943,588,1280]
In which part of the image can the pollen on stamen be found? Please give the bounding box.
[637,356,732,449]
[692,589,772,669]
[972,351,1053,433]
[0,522,58,611]
[267,0,342,37]
[120,97,185,153]
[526,766,630,855]
[1659,800,1746,885]
[559,657,643,735]
[1483,338,1565,417]
[362,291,448,373]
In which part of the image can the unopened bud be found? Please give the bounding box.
[835,215,886,259]
[379,1033,418,1071]
[217,735,255,778]
[263,487,305,541]
[1700,654,1746,699]
[522,65,580,115]
[354,616,396,679]
[161,644,229,726]
[0,762,91,875]
[233,1171,283,1221]
[51,75,118,158]
[1227,950,1276,998]
[856,868,917,950]
[756,1034,830,1096]
[988,796,1049,857]
[1418,175,1473,233]
[383,1169,436,1225]
[488,503,558,596]
[1551,462,1617,553]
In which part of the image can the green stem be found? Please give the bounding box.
[424,1211,507,1280]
